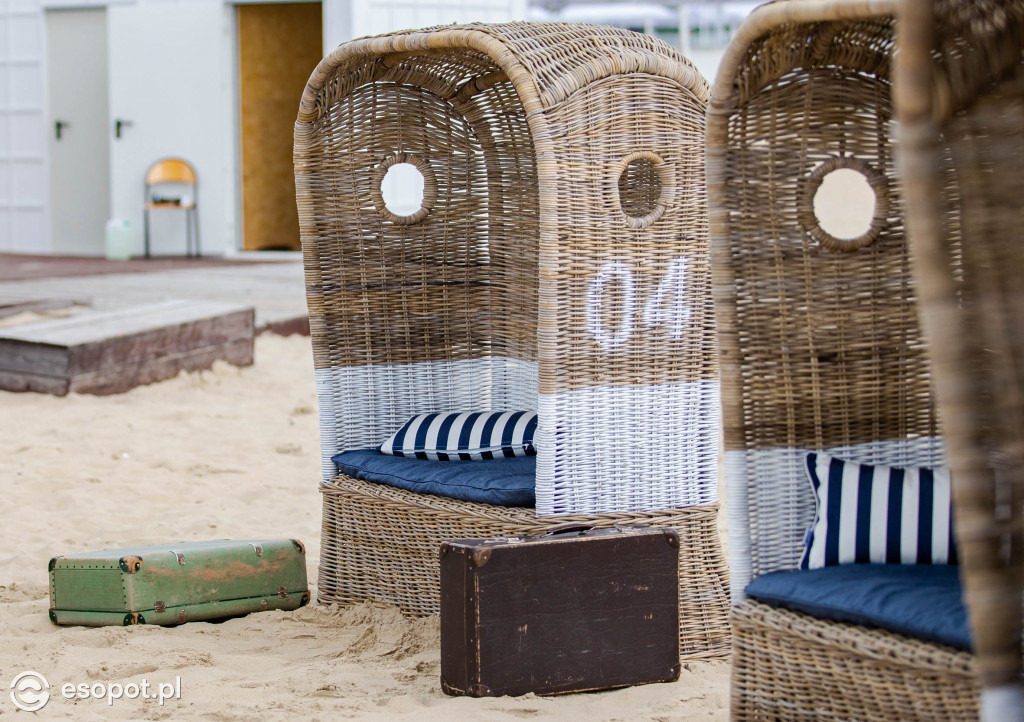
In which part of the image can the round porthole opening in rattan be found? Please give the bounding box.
[616,151,673,229]
[371,153,437,226]
[799,156,890,252]
[383,163,424,213]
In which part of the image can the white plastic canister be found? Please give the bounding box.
[104,219,134,261]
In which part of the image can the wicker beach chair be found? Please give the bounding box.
[898,1,1024,719]
[294,22,729,658]
[708,1,982,718]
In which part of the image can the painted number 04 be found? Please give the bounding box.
[585,257,691,350]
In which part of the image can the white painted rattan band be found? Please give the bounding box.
[726,450,752,603]
[981,685,1024,722]
[315,358,538,481]
[730,437,947,592]
[535,379,720,515]
[318,361,722,518]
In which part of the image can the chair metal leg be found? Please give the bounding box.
[193,207,200,258]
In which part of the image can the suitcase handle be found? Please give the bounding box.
[537,524,594,537]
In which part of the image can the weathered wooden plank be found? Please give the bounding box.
[0,300,247,345]
[68,339,254,395]
[66,309,253,376]
[0,300,255,396]
[0,298,83,320]
[0,338,69,376]
[0,368,71,395]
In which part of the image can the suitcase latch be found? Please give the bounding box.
[250,543,263,557]
[169,551,186,566]
[277,586,289,599]
[154,601,166,613]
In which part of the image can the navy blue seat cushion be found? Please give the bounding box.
[332,449,535,507]
[746,564,970,650]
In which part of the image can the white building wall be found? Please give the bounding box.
[323,0,527,54]
[7,0,526,256]
[354,0,526,37]
[321,0,348,54]
[0,0,47,253]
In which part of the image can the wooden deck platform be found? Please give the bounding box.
[0,300,254,395]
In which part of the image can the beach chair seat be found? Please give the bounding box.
[731,600,977,721]
[745,565,969,651]
[295,22,730,658]
[318,472,728,660]
[331,449,536,506]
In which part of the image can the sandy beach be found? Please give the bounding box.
[0,332,730,720]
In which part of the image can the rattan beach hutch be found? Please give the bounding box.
[294,22,728,658]
[899,1,1024,719]
[708,0,982,719]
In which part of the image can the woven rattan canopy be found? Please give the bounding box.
[708,1,989,719]
[899,0,1024,717]
[294,22,719,515]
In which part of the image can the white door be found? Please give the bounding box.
[108,3,233,257]
[46,8,110,256]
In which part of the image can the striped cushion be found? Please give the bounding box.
[800,452,957,570]
[379,411,537,461]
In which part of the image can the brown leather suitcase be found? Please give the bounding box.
[440,525,680,697]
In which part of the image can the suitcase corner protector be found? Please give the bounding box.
[469,548,491,568]
[119,555,143,574]
[440,677,491,698]
[291,539,305,555]
[48,608,58,625]
[668,661,682,682]
[48,556,61,573]
[123,612,145,626]
[299,591,311,607]
[663,529,680,549]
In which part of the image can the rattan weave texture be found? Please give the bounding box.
[897,0,1024,714]
[731,601,978,721]
[295,21,729,657]
[707,0,979,718]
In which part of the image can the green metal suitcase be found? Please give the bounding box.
[49,539,309,627]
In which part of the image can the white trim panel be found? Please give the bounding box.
[315,357,538,480]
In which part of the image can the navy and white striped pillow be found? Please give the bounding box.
[379,411,538,461]
[800,452,957,570]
